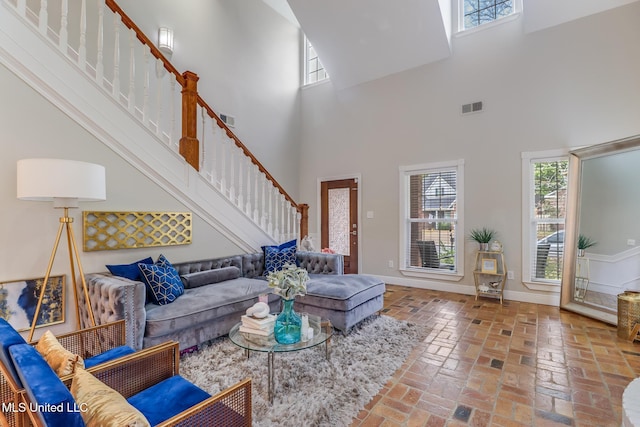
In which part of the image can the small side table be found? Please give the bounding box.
[574,256,590,302]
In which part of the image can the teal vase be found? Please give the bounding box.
[274,299,301,344]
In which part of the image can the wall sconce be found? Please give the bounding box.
[158,27,174,56]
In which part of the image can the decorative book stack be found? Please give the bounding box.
[239,314,276,336]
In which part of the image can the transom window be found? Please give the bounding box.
[400,160,464,279]
[522,151,569,285]
[461,0,516,31]
[304,36,328,85]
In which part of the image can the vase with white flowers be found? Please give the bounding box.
[267,263,309,344]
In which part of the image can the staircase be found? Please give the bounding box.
[0,0,307,252]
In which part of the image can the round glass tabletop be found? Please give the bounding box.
[228,314,332,353]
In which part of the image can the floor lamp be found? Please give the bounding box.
[17,159,106,342]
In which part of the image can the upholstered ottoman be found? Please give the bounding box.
[294,274,385,332]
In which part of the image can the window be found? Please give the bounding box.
[522,151,569,286]
[400,160,464,280]
[460,0,518,31]
[304,36,328,85]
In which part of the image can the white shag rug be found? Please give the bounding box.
[180,315,428,427]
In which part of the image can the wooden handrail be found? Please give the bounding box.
[105,0,308,235]
[197,95,302,212]
[105,0,184,87]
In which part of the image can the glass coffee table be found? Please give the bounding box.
[228,315,332,403]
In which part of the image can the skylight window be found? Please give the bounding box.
[304,36,329,85]
[461,0,515,30]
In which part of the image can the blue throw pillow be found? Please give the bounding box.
[106,257,153,281]
[261,239,297,252]
[138,255,184,305]
[263,244,297,275]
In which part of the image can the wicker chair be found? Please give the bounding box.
[0,320,132,427]
[12,341,251,427]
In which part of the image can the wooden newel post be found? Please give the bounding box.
[298,203,309,240]
[180,71,200,171]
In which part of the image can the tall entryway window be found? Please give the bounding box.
[321,179,358,274]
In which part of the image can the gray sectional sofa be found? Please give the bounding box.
[82,252,385,350]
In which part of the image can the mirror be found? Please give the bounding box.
[562,135,640,325]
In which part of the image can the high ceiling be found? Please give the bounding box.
[263,0,639,89]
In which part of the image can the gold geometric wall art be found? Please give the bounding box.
[83,211,192,251]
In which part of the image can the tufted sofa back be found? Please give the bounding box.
[298,252,344,274]
[172,255,242,276]
[171,251,344,280]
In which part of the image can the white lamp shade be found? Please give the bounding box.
[17,159,106,207]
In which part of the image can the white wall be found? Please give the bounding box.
[119,0,303,200]
[0,63,243,336]
[298,3,640,300]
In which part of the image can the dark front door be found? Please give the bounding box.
[320,178,358,274]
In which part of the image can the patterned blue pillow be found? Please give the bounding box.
[106,257,153,281]
[138,255,184,305]
[264,245,297,275]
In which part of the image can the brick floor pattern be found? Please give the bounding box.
[350,285,640,427]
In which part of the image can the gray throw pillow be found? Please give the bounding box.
[180,266,241,289]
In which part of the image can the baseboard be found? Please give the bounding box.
[374,274,561,306]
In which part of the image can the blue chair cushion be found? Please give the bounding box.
[84,345,135,369]
[107,257,154,281]
[0,318,27,388]
[262,239,298,274]
[127,375,210,426]
[9,344,84,427]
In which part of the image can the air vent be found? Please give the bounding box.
[461,101,483,115]
[220,113,235,128]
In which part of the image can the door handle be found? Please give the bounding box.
[351,231,357,236]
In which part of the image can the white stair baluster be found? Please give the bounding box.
[59,0,68,52]
[267,185,274,236]
[295,210,302,242]
[229,143,236,203]
[142,49,150,126]
[220,136,227,196]
[127,29,135,113]
[273,189,280,239]
[261,177,267,229]
[200,107,207,176]
[112,13,120,99]
[170,78,177,148]
[237,147,244,209]
[79,0,87,68]
[94,1,102,84]
[155,58,163,137]
[287,204,293,242]
[38,0,47,36]
[280,195,286,242]
[209,119,218,184]
[245,157,252,215]
[253,165,260,222]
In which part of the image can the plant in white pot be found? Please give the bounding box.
[577,234,596,257]
[469,228,497,251]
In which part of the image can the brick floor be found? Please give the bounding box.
[350,285,640,427]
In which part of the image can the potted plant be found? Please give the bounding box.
[577,234,597,257]
[469,227,497,251]
[267,263,309,344]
